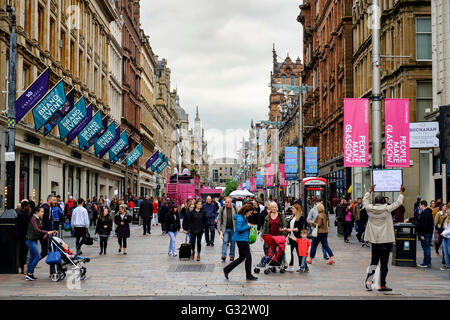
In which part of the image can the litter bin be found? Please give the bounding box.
[0,209,18,274]
[392,223,417,267]
[132,207,140,225]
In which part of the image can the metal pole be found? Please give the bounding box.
[371,0,383,195]
[6,4,16,210]
[298,76,304,201]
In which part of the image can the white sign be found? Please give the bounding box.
[373,169,403,192]
[114,189,118,196]
[5,152,15,162]
[410,122,439,148]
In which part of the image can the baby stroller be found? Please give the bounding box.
[254,235,286,275]
[48,235,90,282]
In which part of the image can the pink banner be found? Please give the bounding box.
[279,164,288,187]
[265,163,274,187]
[344,98,369,167]
[250,177,256,192]
[385,99,410,167]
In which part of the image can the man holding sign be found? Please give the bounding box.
[363,184,405,292]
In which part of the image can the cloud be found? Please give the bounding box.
[141,0,303,158]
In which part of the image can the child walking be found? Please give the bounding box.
[297,229,311,272]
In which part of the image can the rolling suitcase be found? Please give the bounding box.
[179,234,191,260]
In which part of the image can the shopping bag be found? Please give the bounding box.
[64,220,71,232]
[312,225,318,238]
[84,231,94,246]
[285,238,291,265]
[249,226,257,244]
[46,243,61,265]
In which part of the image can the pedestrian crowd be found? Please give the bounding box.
[15,187,450,288]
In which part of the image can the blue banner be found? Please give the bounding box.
[109,131,128,163]
[285,147,298,181]
[126,143,143,167]
[94,122,116,155]
[256,171,263,188]
[113,142,130,164]
[82,116,108,151]
[305,147,318,174]
[146,150,160,170]
[16,68,50,122]
[43,89,74,136]
[59,97,87,141]
[99,126,121,159]
[245,180,250,190]
[156,156,169,174]
[77,111,102,149]
[32,80,66,130]
[151,153,164,172]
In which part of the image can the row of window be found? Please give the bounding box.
[281,75,296,86]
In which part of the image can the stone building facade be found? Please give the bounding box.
[352,0,432,211]
[298,0,353,201]
[0,0,127,207]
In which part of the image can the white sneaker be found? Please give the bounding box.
[168,252,173,256]
[172,253,177,257]
[296,267,302,272]
[286,267,295,272]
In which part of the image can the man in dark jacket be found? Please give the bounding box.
[405,200,434,268]
[203,196,218,246]
[40,194,57,275]
[140,195,153,235]
[17,200,31,274]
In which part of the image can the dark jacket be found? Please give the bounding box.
[26,214,48,241]
[262,212,288,236]
[202,202,217,226]
[95,214,113,236]
[159,205,170,224]
[258,209,268,231]
[182,209,194,230]
[408,208,434,235]
[359,207,368,226]
[114,213,131,238]
[336,205,346,223]
[41,203,53,231]
[17,209,31,240]
[139,199,153,219]
[289,216,306,238]
[165,213,181,232]
[185,209,207,234]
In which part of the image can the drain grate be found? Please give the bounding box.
[169,264,215,272]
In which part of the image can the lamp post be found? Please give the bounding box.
[5,2,17,210]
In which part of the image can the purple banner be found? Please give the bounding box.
[82,116,108,151]
[99,126,121,159]
[43,89,75,136]
[146,150,160,170]
[16,69,50,122]
[66,104,93,145]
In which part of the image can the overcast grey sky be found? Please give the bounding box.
[141,0,303,159]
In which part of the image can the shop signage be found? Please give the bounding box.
[82,116,109,151]
[285,147,298,180]
[98,126,121,159]
[410,122,439,148]
[109,131,128,163]
[43,89,74,136]
[95,123,116,155]
[77,111,102,149]
[305,147,318,174]
[126,143,143,167]
[59,98,87,141]
[66,104,92,144]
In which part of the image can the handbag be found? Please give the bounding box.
[46,243,61,265]
[249,225,257,244]
[84,231,94,246]
[285,237,291,265]
[312,224,318,238]
[64,220,71,232]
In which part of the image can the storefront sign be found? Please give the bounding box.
[410,122,439,148]
[77,111,102,149]
[32,80,66,130]
[126,143,143,167]
[305,147,318,174]
[285,147,298,180]
[16,68,50,122]
[43,89,75,136]
[385,99,410,167]
[66,104,92,144]
[59,98,87,141]
[95,123,117,155]
[98,126,121,159]
[343,98,369,167]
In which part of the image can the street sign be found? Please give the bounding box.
[410,122,439,148]
[5,152,15,162]
[271,83,313,93]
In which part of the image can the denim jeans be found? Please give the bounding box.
[204,225,215,245]
[419,233,432,266]
[221,228,236,257]
[309,233,334,259]
[168,231,177,254]
[442,237,450,268]
[300,256,309,270]
[26,240,40,275]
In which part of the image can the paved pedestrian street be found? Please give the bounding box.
[1,216,448,299]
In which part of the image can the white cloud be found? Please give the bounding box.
[141,0,303,158]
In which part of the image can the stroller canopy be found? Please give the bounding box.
[262,235,286,251]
